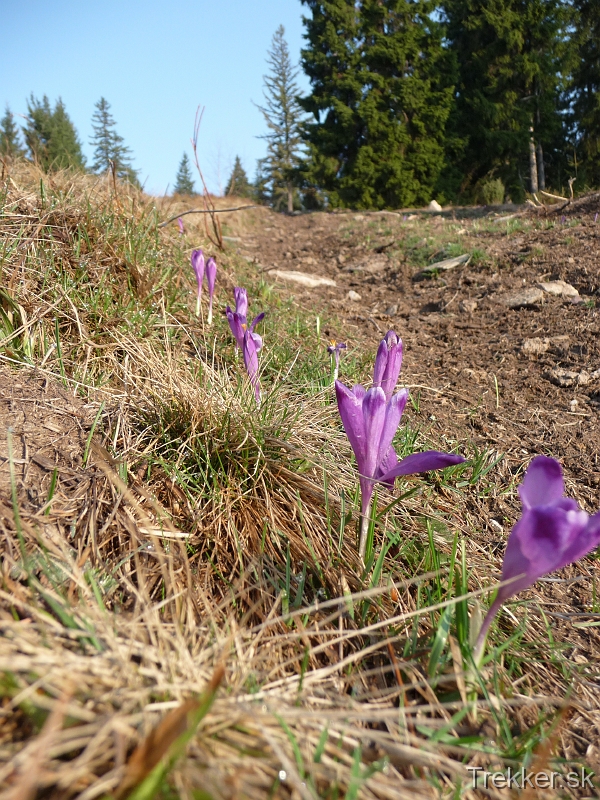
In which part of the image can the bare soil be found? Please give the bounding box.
[228,198,600,509]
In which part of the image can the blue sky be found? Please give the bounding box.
[1,0,310,195]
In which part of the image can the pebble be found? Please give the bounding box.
[428,199,443,211]
[522,337,550,355]
[537,280,579,297]
[503,288,544,308]
[270,270,336,288]
[459,299,478,314]
[544,368,600,387]
[385,304,398,316]
[347,290,362,301]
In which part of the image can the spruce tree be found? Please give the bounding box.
[49,99,86,171]
[256,25,305,212]
[442,0,570,200]
[299,0,453,209]
[571,0,600,186]
[90,98,139,185]
[173,152,195,195]
[226,156,252,196]
[0,106,25,159]
[24,95,85,172]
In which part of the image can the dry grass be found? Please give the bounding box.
[0,159,598,799]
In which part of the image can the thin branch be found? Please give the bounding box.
[158,205,260,228]
[190,106,224,250]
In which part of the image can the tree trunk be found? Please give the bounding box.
[529,124,538,193]
[287,182,293,214]
[536,142,546,190]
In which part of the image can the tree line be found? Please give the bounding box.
[248,1,600,209]
[0,96,139,187]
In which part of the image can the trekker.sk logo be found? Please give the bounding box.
[468,766,595,790]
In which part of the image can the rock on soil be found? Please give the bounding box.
[270,270,336,288]
[503,287,545,308]
[538,280,579,297]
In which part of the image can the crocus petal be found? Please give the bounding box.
[376,447,398,489]
[335,380,367,473]
[518,455,564,510]
[243,330,261,403]
[381,341,403,400]
[249,331,263,351]
[234,287,248,318]
[376,388,408,468]
[206,257,217,294]
[372,339,389,387]
[378,450,466,484]
[562,511,600,564]
[362,388,387,480]
[226,308,245,350]
[191,249,205,292]
[372,331,403,401]
[352,384,367,400]
[249,312,265,332]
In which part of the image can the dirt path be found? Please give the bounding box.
[225,199,600,508]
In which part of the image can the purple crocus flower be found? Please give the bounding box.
[226,287,265,351]
[177,217,185,235]
[373,330,403,401]
[191,249,205,317]
[243,328,261,405]
[234,287,248,319]
[335,331,465,559]
[327,340,347,381]
[473,456,600,664]
[206,256,217,325]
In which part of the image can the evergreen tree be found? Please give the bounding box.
[173,152,195,195]
[90,98,139,185]
[226,155,252,196]
[24,95,85,172]
[571,0,600,186]
[256,25,305,212]
[299,0,453,209]
[0,106,25,159]
[253,158,271,205]
[442,0,571,200]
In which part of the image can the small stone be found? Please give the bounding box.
[522,337,550,355]
[457,228,467,235]
[537,280,579,297]
[568,256,575,264]
[271,270,336,288]
[428,199,443,211]
[459,299,478,314]
[545,368,589,388]
[504,288,544,308]
[385,304,398,316]
[337,254,346,265]
[284,251,292,258]
[347,290,362,301]
[353,214,365,221]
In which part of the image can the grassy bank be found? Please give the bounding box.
[0,162,595,799]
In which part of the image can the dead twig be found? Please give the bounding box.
[190,106,224,251]
[158,205,259,228]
